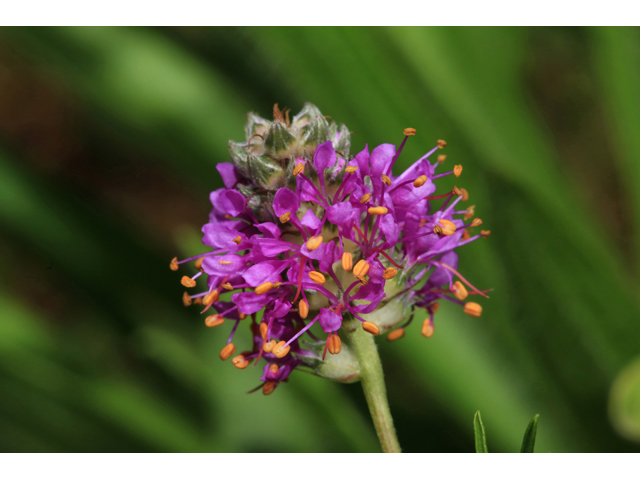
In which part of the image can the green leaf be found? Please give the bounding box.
[474,410,488,453]
[521,414,540,453]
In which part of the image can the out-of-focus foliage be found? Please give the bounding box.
[0,26,639,452]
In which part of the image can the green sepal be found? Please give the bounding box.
[244,112,271,140]
[247,154,287,190]
[228,141,251,178]
[263,120,297,160]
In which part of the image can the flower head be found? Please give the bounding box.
[171,104,489,394]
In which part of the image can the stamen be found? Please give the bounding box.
[464,205,475,220]
[463,302,482,317]
[383,267,398,279]
[424,191,454,200]
[381,174,392,186]
[239,313,247,320]
[221,282,233,290]
[219,343,236,360]
[360,193,372,204]
[481,230,491,238]
[460,188,469,202]
[205,314,224,328]
[309,271,326,285]
[362,321,380,336]
[452,186,463,196]
[181,276,196,288]
[279,212,291,223]
[368,206,388,215]
[371,249,404,268]
[328,334,342,355]
[293,163,305,176]
[346,165,358,173]
[403,128,416,136]
[452,281,469,300]
[219,260,233,265]
[255,282,274,295]
[353,259,370,278]
[306,235,323,251]
[429,260,488,298]
[428,303,440,314]
[263,340,276,353]
[194,257,204,269]
[232,355,250,369]
[453,165,462,177]
[299,299,309,319]
[182,292,192,307]
[469,218,482,228]
[342,252,353,271]
[356,275,369,285]
[413,175,427,187]
[438,154,446,163]
[419,219,427,227]
[437,139,447,148]
[194,297,203,305]
[259,322,268,341]
[462,230,471,241]
[263,382,277,396]
[203,289,220,305]
[170,257,179,271]
[273,341,290,358]
[270,363,279,374]
[387,328,405,342]
[233,236,242,245]
[421,318,434,338]
[433,219,456,236]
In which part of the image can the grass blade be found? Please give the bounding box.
[521,414,540,453]
[474,410,488,453]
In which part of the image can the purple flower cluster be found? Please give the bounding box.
[171,105,489,395]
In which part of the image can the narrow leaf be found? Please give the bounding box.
[521,414,540,453]
[474,410,488,453]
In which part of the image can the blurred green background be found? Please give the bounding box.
[1,26,640,453]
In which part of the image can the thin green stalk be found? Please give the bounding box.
[345,322,401,453]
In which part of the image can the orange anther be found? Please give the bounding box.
[434,219,456,236]
[464,205,475,220]
[438,154,447,163]
[437,139,447,148]
[421,319,435,338]
[182,292,193,307]
[360,193,372,204]
[428,302,440,314]
[362,321,380,336]
[263,340,276,353]
[299,299,309,319]
[460,188,469,202]
[480,230,491,238]
[270,363,279,374]
[219,260,233,265]
[221,282,233,291]
[309,271,326,285]
[452,281,469,300]
[470,218,482,228]
[353,259,370,278]
[205,315,224,328]
[383,267,398,280]
[181,276,196,288]
[259,322,268,341]
[413,175,427,187]
[381,174,392,186]
[194,297,203,305]
[293,163,305,176]
[273,341,290,358]
[239,313,247,320]
[464,302,483,317]
[387,328,405,342]
[232,355,250,369]
[255,282,273,295]
[328,334,342,354]
[279,212,291,223]
[453,186,463,196]
[203,289,220,306]
[462,230,471,241]
[419,218,427,227]
[345,165,358,173]
[368,206,388,215]
[170,257,179,271]
[194,257,204,269]
[403,128,416,136]
[453,165,462,177]
[263,381,277,396]
[306,235,323,251]
[233,236,242,245]
[220,343,236,360]
[342,252,353,272]
[356,275,369,285]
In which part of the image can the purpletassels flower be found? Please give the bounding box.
[170,104,490,395]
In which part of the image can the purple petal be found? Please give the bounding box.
[211,189,246,217]
[273,188,300,217]
[319,308,342,333]
[355,145,371,178]
[232,291,271,315]
[370,143,396,178]
[255,222,281,239]
[301,209,322,230]
[327,202,356,228]
[313,141,337,172]
[242,261,283,287]
[216,163,241,188]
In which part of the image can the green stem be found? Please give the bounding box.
[346,323,402,453]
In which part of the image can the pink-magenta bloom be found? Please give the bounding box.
[171,105,488,395]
